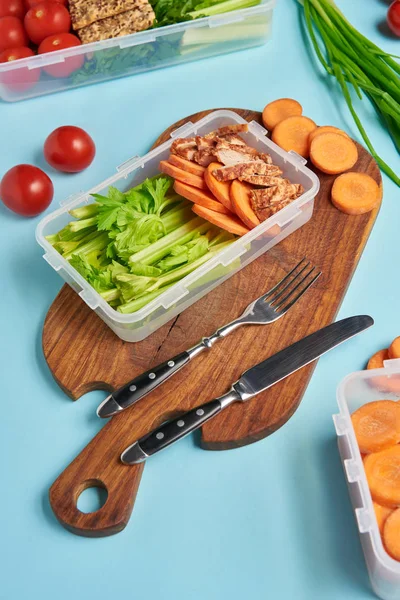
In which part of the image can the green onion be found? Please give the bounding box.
[298,0,400,186]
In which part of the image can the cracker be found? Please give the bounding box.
[70,0,153,31]
[77,4,155,43]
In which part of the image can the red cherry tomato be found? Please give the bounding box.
[44,126,95,173]
[0,0,25,19]
[0,46,39,91]
[24,2,70,45]
[0,164,53,216]
[0,16,28,51]
[38,32,83,77]
[25,0,67,8]
[388,1,400,36]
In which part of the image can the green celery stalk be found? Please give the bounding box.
[189,0,260,19]
[117,284,175,314]
[69,216,99,232]
[128,217,209,265]
[162,205,193,233]
[69,204,99,220]
[45,234,59,244]
[100,288,120,302]
[64,232,109,261]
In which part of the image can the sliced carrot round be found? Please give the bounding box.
[367,349,389,370]
[271,115,317,158]
[159,160,206,190]
[262,98,303,131]
[373,502,393,534]
[384,508,400,559]
[192,204,249,236]
[364,446,400,507]
[331,172,381,215]
[204,162,233,211]
[309,126,349,144]
[351,400,400,454]
[389,337,400,360]
[309,133,358,174]
[173,180,230,214]
[168,154,205,177]
[230,180,260,230]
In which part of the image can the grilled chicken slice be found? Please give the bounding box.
[213,161,281,182]
[171,137,197,161]
[251,182,304,221]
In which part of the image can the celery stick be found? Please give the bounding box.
[45,234,59,244]
[64,232,109,261]
[70,216,98,232]
[181,22,266,48]
[100,288,120,302]
[128,217,209,265]
[188,0,260,19]
[58,225,97,242]
[117,284,175,314]
[162,205,193,233]
[69,204,99,220]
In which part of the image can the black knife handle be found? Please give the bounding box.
[113,351,190,410]
[121,399,223,463]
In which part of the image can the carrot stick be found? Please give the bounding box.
[309,132,358,174]
[331,172,381,215]
[389,337,400,359]
[309,126,349,144]
[168,154,206,177]
[204,162,233,211]
[373,502,393,534]
[384,508,400,559]
[159,160,207,190]
[173,180,230,214]
[271,115,317,158]
[351,400,400,453]
[230,180,260,230]
[262,98,303,131]
[364,446,400,507]
[192,204,250,236]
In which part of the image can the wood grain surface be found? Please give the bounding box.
[45,108,381,536]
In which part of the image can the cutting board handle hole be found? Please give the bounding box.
[75,479,108,514]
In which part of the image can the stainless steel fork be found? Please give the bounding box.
[97,258,321,418]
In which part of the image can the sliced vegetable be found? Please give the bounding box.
[310,133,358,175]
[389,336,400,360]
[373,502,393,535]
[384,509,400,560]
[204,162,233,211]
[331,172,381,215]
[309,126,349,144]
[351,400,400,454]
[168,154,205,177]
[271,115,317,158]
[367,349,389,370]
[192,204,249,236]
[262,98,303,131]
[173,180,231,214]
[230,180,260,229]
[160,160,207,190]
[364,446,400,508]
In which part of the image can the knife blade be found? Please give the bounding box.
[121,315,373,464]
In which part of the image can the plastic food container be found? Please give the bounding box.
[36,109,319,342]
[334,361,400,600]
[0,0,275,103]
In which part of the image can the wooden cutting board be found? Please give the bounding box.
[45,108,381,537]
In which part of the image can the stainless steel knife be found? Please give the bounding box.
[121,315,373,465]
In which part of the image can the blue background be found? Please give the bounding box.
[0,0,398,598]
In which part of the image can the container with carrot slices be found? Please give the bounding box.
[335,359,400,600]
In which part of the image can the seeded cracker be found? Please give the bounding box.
[77,3,155,44]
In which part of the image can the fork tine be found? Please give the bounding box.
[274,269,321,313]
[260,257,308,303]
[268,260,311,305]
